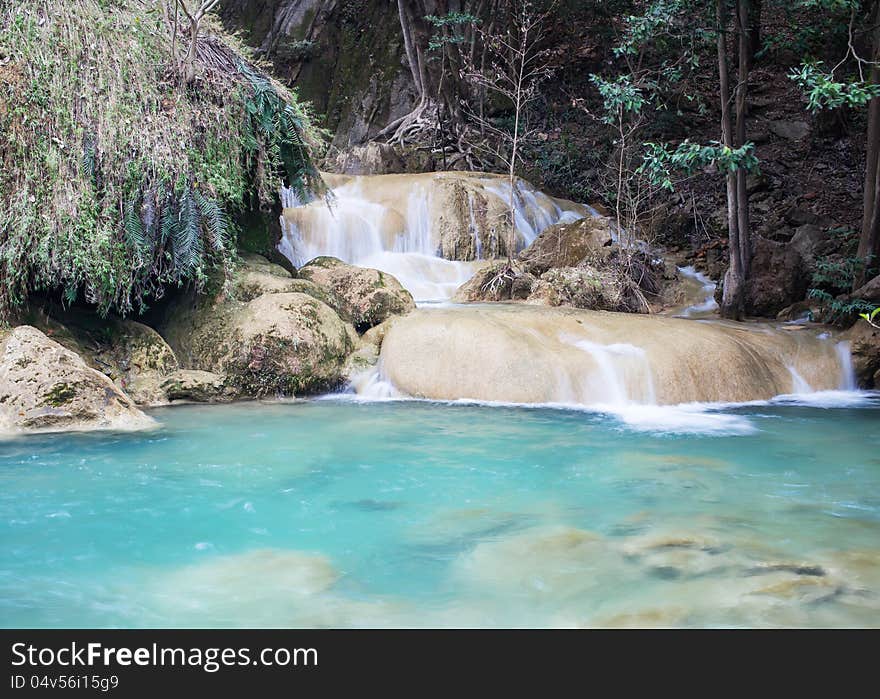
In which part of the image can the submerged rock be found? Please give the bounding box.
[149,549,340,625]
[452,526,622,604]
[0,326,154,434]
[298,256,415,332]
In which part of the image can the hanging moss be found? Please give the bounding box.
[0,0,325,322]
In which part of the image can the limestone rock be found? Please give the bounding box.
[328,142,405,175]
[23,310,177,407]
[842,320,880,388]
[376,306,846,405]
[298,256,415,332]
[160,370,235,403]
[233,253,345,310]
[0,326,154,434]
[161,290,358,397]
[518,217,612,275]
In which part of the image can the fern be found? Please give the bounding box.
[123,192,148,257]
[172,188,204,277]
[192,189,230,253]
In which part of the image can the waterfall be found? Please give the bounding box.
[279,173,591,303]
[836,341,857,390]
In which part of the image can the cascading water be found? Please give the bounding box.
[279,172,858,411]
[357,305,858,413]
[675,265,719,317]
[279,172,593,303]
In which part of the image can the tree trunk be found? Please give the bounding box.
[856,0,880,287]
[184,17,199,84]
[735,0,751,281]
[718,0,744,319]
[748,0,762,67]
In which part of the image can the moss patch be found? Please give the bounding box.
[41,382,77,407]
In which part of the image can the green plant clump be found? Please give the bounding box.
[0,0,325,321]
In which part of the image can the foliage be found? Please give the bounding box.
[639,141,760,191]
[808,288,875,321]
[589,75,648,124]
[425,12,480,51]
[789,61,880,110]
[860,305,880,327]
[0,0,323,321]
[807,226,878,321]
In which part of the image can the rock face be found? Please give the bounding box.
[518,217,612,275]
[220,0,414,149]
[298,257,415,332]
[0,326,154,434]
[161,287,358,397]
[842,320,880,388]
[327,142,406,175]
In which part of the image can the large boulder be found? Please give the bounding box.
[161,290,358,397]
[298,256,415,332]
[23,310,178,407]
[745,237,810,317]
[233,253,345,310]
[852,275,880,304]
[0,326,154,434]
[518,217,612,275]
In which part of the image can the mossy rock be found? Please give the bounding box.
[0,326,154,434]
[298,257,415,332]
[160,289,358,397]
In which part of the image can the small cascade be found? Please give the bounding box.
[675,266,718,318]
[787,366,814,393]
[279,172,591,302]
[561,335,657,405]
[481,178,584,246]
[836,341,857,390]
[349,360,401,399]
